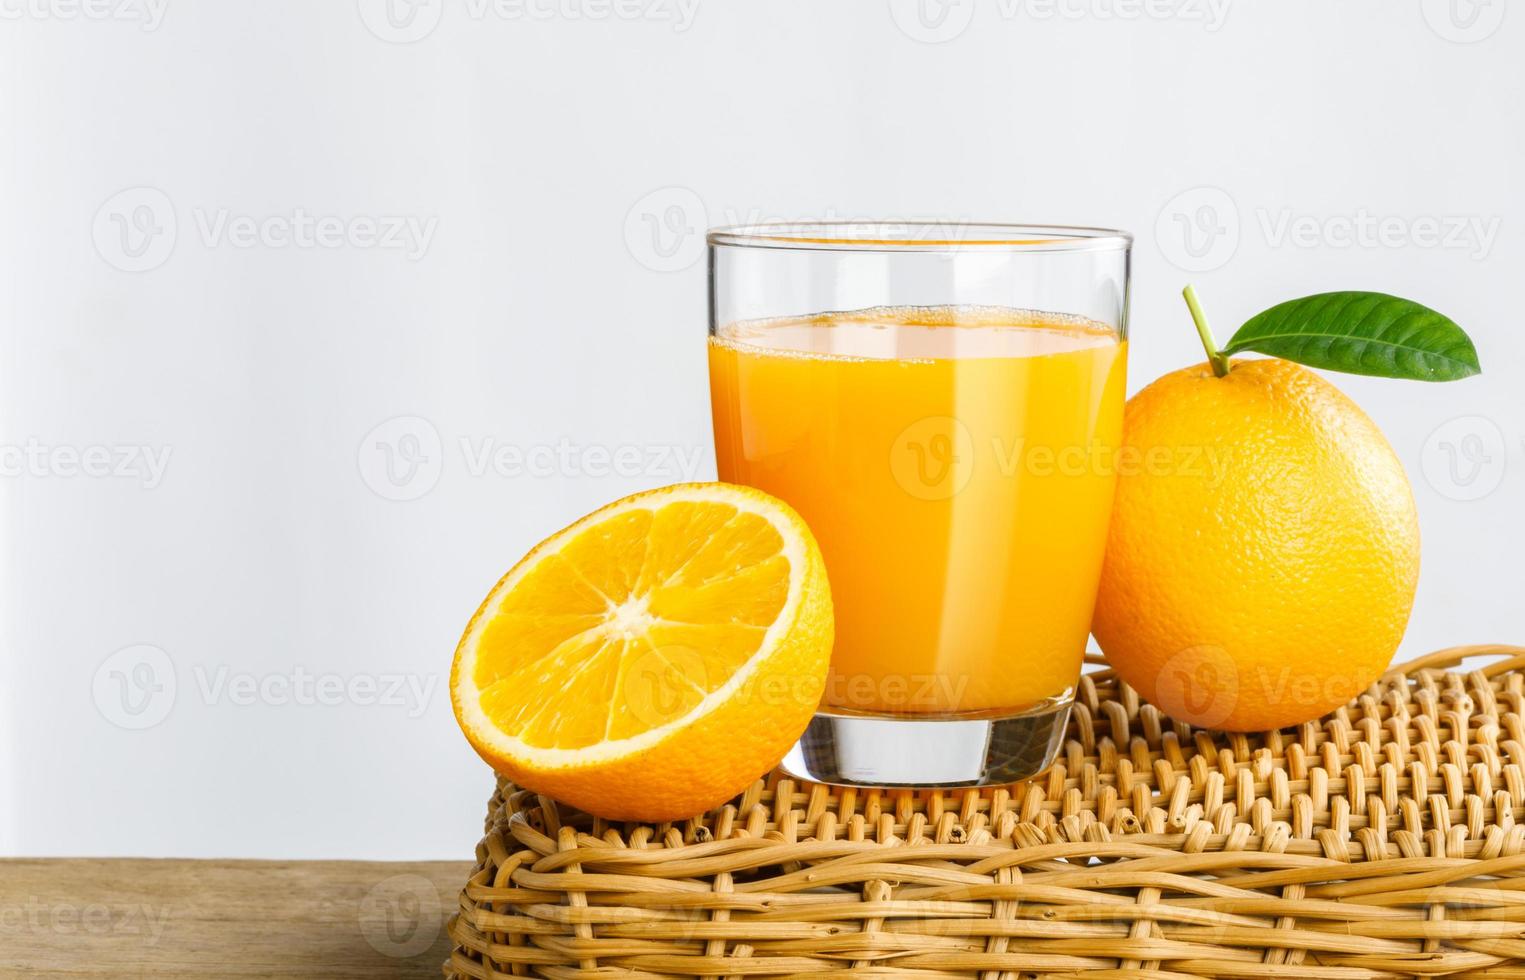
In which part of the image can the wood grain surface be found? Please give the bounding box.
[0,858,471,978]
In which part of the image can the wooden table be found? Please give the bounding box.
[0,859,472,978]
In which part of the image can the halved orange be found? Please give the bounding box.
[450,482,832,821]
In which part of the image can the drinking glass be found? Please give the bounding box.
[707,222,1131,786]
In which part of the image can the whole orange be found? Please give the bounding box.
[1091,357,1420,732]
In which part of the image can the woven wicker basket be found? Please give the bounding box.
[445,643,1525,978]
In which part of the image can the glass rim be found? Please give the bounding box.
[707,221,1133,253]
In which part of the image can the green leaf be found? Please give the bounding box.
[1221,291,1481,382]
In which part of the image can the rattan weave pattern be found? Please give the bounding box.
[445,644,1525,978]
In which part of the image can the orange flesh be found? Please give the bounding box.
[470,501,790,748]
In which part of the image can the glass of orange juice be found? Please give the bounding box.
[707,222,1132,786]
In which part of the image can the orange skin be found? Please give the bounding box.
[1091,358,1420,732]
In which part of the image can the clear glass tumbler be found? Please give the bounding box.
[707,222,1131,786]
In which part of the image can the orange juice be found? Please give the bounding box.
[708,305,1126,715]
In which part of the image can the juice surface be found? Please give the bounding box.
[708,305,1126,715]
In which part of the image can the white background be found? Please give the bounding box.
[1,0,1520,860]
